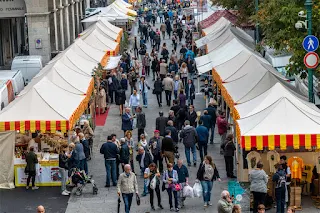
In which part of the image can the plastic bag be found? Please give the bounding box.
[183,185,194,198]
[132,117,137,129]
[150,176,157,190]
[193,182,203,198]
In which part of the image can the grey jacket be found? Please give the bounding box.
[163,77,174,91]
[217,198,233,213]
[117,172,139,194]
[180,125,198,148]
[249,169,268,193]
[136,112,146,129]
[75,142,86,161]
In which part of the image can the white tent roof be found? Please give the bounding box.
[81,15,116,23]
[80,28,118,51]
[80,22,117,42]
[112,2,137,16]
[0,78,86,121]
[202,16,230,35]
[235,82,312,118]
[115,0,133,8]
[222,56,287,104]
[195,38,268,75]
[105,56,122,70]
[99,18,123,36]
[237,82,320,136]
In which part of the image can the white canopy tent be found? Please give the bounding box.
[196,20,254,52]
[115,0,133,8]
[202,16,229,35]
[235,82,311,118]
[80,28,119,51]
[105,56,122,70]
[237,82,320,136]
[112,1,137,16]
[195,38,267,75]
[0,78,86,121]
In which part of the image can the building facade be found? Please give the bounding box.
[0,0,87,68]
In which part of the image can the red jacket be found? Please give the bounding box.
[217,116,228,135]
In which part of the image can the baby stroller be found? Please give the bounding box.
[70,168,98,196]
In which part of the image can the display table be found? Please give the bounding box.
[14,156,61,187]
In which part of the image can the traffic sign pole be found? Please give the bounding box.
[306,0,314,103]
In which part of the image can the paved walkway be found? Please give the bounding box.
[65,21,235,213]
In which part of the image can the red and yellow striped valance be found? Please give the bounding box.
[0,120,69,133]
[241,134,320,151]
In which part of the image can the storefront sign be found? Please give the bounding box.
[0,0,26,18]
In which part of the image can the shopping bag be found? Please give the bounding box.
[132,117,137,129]
[150,176,157,190]
[193,182,203,198]
[183,185,194,198]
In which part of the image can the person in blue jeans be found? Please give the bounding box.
[196,120,209,162]
[117,164,139,213]
[272,164,286,213]
[139,76,150,108]
[196,155,221,207]
[163,163,179,212]
[100,135,119,187]
[180,120,198,166]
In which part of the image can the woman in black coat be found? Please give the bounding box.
[154,77,164,107]
[116,86,126,116]
[185,79,195,105]
[196,155,221,206]
[176,105,187,130]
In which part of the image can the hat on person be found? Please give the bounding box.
[154,130,160,133]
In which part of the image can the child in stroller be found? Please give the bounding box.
[70,168,98,196]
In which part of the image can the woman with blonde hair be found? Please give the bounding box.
[125,130,135,173]
[232,204,241,213]
[196,155,221,207]
[179,62,188,86]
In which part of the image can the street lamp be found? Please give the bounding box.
[305,0,314,103]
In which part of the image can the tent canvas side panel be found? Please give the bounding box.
[0,131,16,189]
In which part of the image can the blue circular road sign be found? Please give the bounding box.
[303,35,319,52]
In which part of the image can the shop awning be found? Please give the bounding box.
[202,16,230,36]
[237,83,320,150]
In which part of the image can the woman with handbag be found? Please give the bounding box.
[144,163,163,210]
[142,52,152,77]
[196,155,221,207]
[163,163,180,212]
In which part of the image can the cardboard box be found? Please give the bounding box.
[290,187,302,194]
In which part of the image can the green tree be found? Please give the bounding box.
[252,0,320,76]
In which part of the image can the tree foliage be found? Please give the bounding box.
[212,0,320,77]
[252,0,320,77]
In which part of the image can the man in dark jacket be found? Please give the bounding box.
[122,107,133,136]
[170,100,180,116]
[180,120,198,166]
[136,146,153,174]
[186,105,197,127]
[25,147,39,190]
[136,106,146,141]
[161,130,176,164]
[156,111,168,136]
[200,110,212,130]
[119,138,130,171]
[165,120,178,144]
[79,133,90,160]
[221,134,236,178]
[149,130,164,173]
[100,136,120,187]
[204,101,217,144]
[196,120,209,162]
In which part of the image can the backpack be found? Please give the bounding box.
[275,171,286,188]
